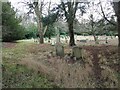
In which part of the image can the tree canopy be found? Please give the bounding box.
[2,2,25,42]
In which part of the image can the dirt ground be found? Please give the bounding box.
[2,42,17,48]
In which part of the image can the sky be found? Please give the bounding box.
[8,0,61,14]
[8,0,115,23]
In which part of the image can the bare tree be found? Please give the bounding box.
[60,0,79,46]
[34,0,44,43]
[89,14,99,44]
[99,0,116,26]
[20,0,51,44]
[59,0,88,46]
[99,0,120,47]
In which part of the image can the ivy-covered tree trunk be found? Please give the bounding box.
[68,22,75,46]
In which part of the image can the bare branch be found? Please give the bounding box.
[99,0,116,26]
[61,0,68,19]
[43,26,48,35]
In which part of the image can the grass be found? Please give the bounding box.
[2,41,57,88]
[2,41,119,88]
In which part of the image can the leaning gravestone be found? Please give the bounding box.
[72,46,82,59]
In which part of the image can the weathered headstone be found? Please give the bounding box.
[80,40,87,43]
[55,26,64,57]
[55,43,64,57]
[72,46,82,59]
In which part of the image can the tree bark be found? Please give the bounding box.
[118,14,120,47]
[34,1,44,44]
[68,22,76,46]
[113,1,120,47]
[117,1,120,47]
[43,26,48,36]
[93,34,99,44]
[38,20,44,44]
[61,1,78,46]
[117,9,120,89]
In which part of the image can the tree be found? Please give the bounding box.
[24,23,38,39]
[2,2,25,42]
[32,0,44,44]
[20,0,54,44]
[44,25,55,39]
[42,12,58,40]
[99,0,120,46]
[60,1,78,46]
[113,1,120,87]
[89,14,99,44]
[56,0,87,46]
[99,0,116,26]
[80,1,104,44]
[113,1,120,47]
[20,0,45,43]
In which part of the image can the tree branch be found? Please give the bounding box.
[73,2,79,19]
[99,0,116,26]
[61,1,68,20]
[43,26,48,35]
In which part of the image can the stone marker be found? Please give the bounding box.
[55,26,64,57]
[72,46,82,59]
[80,40,87,43]
[55,43,64,57]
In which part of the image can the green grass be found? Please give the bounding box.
[2,42,57,88]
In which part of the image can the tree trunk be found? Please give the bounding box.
[93,35,99,44]
[34,1,44,44]
[68,22,76,46]
[117,10,120,47]
[38,21,44,44]
[117,15,120,88]
[117,12,120,89]
[93,35,97,44]
[117,5,120,47]
[113,1,120,47]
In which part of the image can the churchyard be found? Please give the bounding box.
[2,0,120,89]
[2,35,119,88]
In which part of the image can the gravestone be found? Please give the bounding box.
[55,26,64,57]
[51,40,55,46]
[55,43,64,57]
[80,40,87,43]
[72,46,82,59]
[55,27,60,44]
[105,37,108,44]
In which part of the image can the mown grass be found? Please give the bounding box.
[2,42,57,88]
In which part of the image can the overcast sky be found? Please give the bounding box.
[8,0,61,15]
[8,0,115,23]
